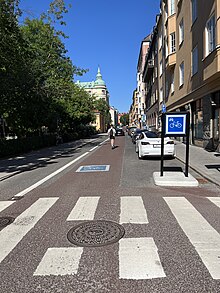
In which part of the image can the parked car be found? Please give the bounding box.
[128,126,137,137]
[115,128,125,136]
[132,129,147,144]
[135,131,175,159]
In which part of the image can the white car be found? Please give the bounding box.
[135,131,175,159]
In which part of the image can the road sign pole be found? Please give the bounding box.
[160,113,165,177]
[185,112,190,177]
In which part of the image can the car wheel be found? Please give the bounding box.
[135,144,138,153]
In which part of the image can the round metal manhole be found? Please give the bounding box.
[0,217,15,228]
[67,220,125,247]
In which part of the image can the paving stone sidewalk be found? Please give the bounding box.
[175,141,220,187]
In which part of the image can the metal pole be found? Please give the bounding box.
[185,112,190,177]
[160,113,165,176]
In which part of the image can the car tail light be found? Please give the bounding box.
[166,141,174,144]
[141,141,150,145]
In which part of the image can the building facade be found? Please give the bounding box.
[76,67,110,132]
[139,0,220,152]
[136,35,151,128]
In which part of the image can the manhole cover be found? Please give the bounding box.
[0,217,15,228]
[67,220,125,247]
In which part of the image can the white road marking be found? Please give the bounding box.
[164,197,220,279]
[12,152,89,198]
[0,197,58,264]
[0,201,14,213]
[99,138,109,145]
[33,247,83,276]
[89,146,99,152]
[207,197,220,208]
[120,196,148,224]
[119,237,166,279]
[67,197,100,221]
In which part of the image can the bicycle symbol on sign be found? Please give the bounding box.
[168,118,182,128]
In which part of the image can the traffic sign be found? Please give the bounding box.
[165,114,186,135]
[162,103,166,113]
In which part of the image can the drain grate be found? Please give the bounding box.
[0,217,15,228]
[67,220,125,247]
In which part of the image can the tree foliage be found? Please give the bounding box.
[0,0,102,138]
[120,113,129,126]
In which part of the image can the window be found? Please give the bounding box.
[170,33,176,53]
[171,73,174,93]
[155,66,157,78]
[165,80,169,98]
[191,0,197,23]
[206,14,216,56]
[160,60,163,76]
[179,62,184,86]
[159,32,162,50]
[159,88,163,103]
[169,0,175,15]
[179,19,184,45]
[192,46,198,75]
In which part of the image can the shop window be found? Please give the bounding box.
[194,99,203,139]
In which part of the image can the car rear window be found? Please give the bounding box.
[145,131,159,138]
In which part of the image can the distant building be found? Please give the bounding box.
[76,67,110,132]
[109,106,118,126]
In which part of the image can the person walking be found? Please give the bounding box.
[107,124,116,149]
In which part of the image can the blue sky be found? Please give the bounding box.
[19,0,160,113]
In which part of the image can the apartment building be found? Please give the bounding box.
[129,89,139,126]
[142,0,220,151]
[136,35,151,128]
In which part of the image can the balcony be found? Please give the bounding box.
[203,47,220,82]
[166,52,176,68]
[143,58,154,81]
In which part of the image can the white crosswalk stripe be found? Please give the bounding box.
[0,201,14,213]
[120,196,148,224]
[0,197,58,264]
[207,197,220,208]
[119,237,166,279]
[2,196,220,280]
[66,197,100,221]
[164,197,220,279]
[34,247,83,276]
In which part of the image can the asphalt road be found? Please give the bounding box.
[0,134,220,293]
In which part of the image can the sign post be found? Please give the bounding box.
[161,112,190,177]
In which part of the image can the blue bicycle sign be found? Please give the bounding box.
[165,114,186,135]
[169,118,182,128]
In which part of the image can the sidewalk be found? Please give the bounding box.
[175,141,220,187]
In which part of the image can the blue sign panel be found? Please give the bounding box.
[162,103,166,113]
[165,114,186,135]
[76,165,110,172]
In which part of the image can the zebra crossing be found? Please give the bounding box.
[1,196,220,280]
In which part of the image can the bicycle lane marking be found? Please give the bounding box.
[12,152,89,199]
[11,138,109,199]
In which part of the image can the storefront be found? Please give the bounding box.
[191,92,220,152]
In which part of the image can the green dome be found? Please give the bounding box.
[94,67,106,86]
